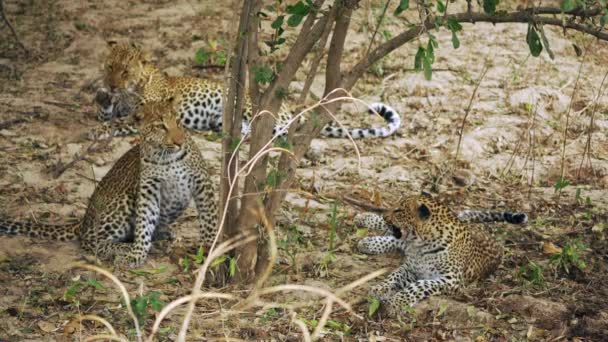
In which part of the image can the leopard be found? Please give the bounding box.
[354,194,528,315]
[89,41,401,141]
[0,98,218,267]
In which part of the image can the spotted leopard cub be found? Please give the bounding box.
[355,195,527,315]
[0,98,218,267]
[90,41,401,140]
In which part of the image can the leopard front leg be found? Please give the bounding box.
[114,180,161,267]
[369,262,418,300]
[382,275,460,315]
[357,236,407,255]
[192,173,218,250]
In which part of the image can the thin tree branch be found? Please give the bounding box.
[343,7,608,89]
[220,0,253,247]
[0,0,27,54]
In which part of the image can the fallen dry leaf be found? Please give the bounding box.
[37,320,57,333]
[541,241,562,255]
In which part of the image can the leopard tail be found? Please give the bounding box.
[320,103,401,139]
[0,218,80,241]
[457,210,528,225]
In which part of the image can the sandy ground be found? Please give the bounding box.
[1,0,607,340]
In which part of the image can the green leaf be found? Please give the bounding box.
[229,258,237,277]
[194,48,211,65]
[437,0,446,13]
[287,14,304,27]
[394,0,409,15]
[64,281,84,301]
[451,31,460,49]
[356,228,368,238]
[271,15,284,29]
[368,298,381,316]
[414,47,425,70]
[211,255,227,269]
[86,278,105,290]
[422,55,433,80]
[483,0,499,14]
[560,0,576,12]
[526,24,543,57]
[553,177,570,192]
[447,18,463,32]
[286,1,310,15]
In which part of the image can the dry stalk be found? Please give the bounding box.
[71,263,142,342]
[455,63,490,161]
[148,292,235,340]
[576,68,608,180]
[0,0,27,54]
[75,314,118,337]
[83,335,128,342]
[178,234,257,341]
[291,312,313,342]
[311,298,334,340]
[558,41,587,201]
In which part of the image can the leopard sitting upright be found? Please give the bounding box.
[0,98,217,267]
[90,41,401,140]
[355,194,528,315]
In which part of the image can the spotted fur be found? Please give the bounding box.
[90,42,401,140]
[355,195,528,315]
[0,99,218,266]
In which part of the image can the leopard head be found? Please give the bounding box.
[103,41,152,93]
[138,96,186,154]
[384,194,460,241]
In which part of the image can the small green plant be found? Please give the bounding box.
[553,177,570,193]
[64,277,105,304]
[277,224,304,268]
[131,291,164,324]
[252,64,274,85]
[550,239,587,274]
[260,308,281,322]
[518,261,545,288]
[194,39,227,66]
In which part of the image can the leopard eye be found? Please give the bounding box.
[107,64,113,71]
[121,70,128,76]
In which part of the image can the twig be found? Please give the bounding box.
[558,40,588,201]
[0,0,28,54]
[576,68,608,180]
[455,63,489,160]
[343,6,608,89]
[0,110,42,130]
[364,0,391,57]
[342,195,388,212]
[191,64,226,70]
[50,138,112,179]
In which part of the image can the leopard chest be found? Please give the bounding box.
[403,238,455,278]
[142,159,195,224]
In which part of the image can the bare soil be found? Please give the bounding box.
[1,0,607,341]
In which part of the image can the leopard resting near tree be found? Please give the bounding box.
[90,41,402,140]
[354,193,528,315]
[0,98,217,267]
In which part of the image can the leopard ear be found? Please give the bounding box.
[416,203,431,221]
[107,40,118,48]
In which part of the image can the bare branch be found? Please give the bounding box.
[344,7,608,89]
[0,0,28,54]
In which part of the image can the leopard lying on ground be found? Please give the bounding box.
[355,194,527,315]
[0,98,217,267]
[90,41,401,140]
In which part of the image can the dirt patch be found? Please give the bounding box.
[1,0,608,340]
